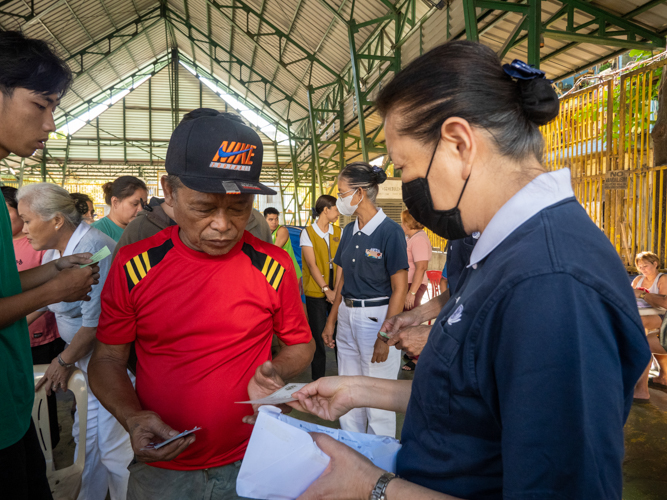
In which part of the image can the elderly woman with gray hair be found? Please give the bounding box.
[17,183,133,500]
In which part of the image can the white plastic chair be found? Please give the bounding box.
[33,364,88,500]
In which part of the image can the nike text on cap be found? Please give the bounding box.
[165,109,277,195]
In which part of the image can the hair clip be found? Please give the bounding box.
[371,165,384,173]
[502,59,546,81]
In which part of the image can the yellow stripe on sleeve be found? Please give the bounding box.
[141,252,151,273]
[133,255,147,278]
[271,266,285,290]
[125,262,140,285]
[266,259,280,282]
[261,255,272,275]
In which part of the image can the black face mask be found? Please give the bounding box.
[401,142,470,240]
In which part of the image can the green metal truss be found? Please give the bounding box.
[463,0,666,67]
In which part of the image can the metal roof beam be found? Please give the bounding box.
[61,6,161,72]
[166,8,308,114]
[208,0,343,83]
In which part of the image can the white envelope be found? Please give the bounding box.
[236,406,402,500]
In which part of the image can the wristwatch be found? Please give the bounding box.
[58,353,75,369]
[370,472,396,500]
[322,286,330,292]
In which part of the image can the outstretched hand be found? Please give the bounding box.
[289,376,357,422]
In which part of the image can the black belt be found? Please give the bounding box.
[344,298,390,308]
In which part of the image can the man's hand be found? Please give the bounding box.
[322,323,335,348]
[126,411,195,463]
[289,376,357,421]
[386,325,431,357]
[371,338,389,363]
[55,253,93,270]
[297,433,383,500]
[242,361,288,424]
[48,266,98,302]
[35,357,73,396]
[378,310,422,344]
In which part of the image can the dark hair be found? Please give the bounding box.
[339,162,387,203]
[70,193,93,214]
[102,176,147,205]
[376,41,559,161]
[264,207,280,217]
[181,108,245,125]
[1,186,18,209]
[0,31,72,97]
[314,195,337,218]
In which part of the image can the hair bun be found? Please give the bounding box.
[73,198,88,215]
[517,79,559,126]
[371,166,387,185]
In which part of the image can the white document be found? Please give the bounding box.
[236,406,402,500]
[236,383,308,405]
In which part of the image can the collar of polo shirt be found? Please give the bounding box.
[353,208,387,236]
[312,222,334,239]
[468,168,574,268]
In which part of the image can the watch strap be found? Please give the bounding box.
[370,472,396,500]
[58,353,75,368]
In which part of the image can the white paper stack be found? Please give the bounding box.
[236,406,402,500]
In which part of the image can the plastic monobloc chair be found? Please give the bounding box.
[33,364,88,500]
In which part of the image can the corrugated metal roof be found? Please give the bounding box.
[2,0,667,181]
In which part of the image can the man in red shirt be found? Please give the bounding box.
[89,109,315,499]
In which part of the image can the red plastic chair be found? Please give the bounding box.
[426,270,443,298]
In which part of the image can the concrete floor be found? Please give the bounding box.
[52,347,667,498]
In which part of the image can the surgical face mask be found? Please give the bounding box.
[336,188,363,216]
[401,142,470,240]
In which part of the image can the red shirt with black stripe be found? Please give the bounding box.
[97,225,311,471]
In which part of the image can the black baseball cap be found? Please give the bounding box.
[165,109,276,195]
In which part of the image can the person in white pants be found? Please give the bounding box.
[17,183,133,500]
[321,162,408,437]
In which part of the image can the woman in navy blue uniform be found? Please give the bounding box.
[320,162,408,437]
[290,41,651,500]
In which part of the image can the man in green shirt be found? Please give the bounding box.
[264,207,302,280]
[0,31,101,500]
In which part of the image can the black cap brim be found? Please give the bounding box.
[179,174,277,195]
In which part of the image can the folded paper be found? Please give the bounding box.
[236,406,402,499]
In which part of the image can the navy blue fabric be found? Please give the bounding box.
[333,218,408,299]
[397,198,650,500]
[443,236,477,294]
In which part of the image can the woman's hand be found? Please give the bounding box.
[322,323,335,348]
[635,287,650,297]
[297,433,383,500]
[324,288,336,303]
[35,357,74,396]
[289,376,358,421]
[405,292,416,310]
[371,338,389,363]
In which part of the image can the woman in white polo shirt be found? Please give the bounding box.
[300,195,341,380]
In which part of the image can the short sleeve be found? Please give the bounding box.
[384,224,408,277]
[96,254,138,344]
[272,258,312,346]
[300,228,313,248]
[489,274,650,499]
[333,226,350,268]
[81,243,114,328]
[411,233,432,263]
